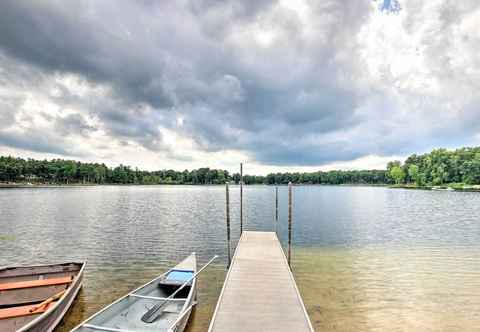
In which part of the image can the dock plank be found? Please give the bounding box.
[209,231,313,332]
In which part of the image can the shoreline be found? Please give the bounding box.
[2,183,479,191]
[389,184,480,192]
[0,183,388,189]
[0,183,99,189]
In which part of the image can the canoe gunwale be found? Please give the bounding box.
[0,262,82,278]
[167,300,196,332]
[14,261,86,332]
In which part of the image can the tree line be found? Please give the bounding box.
[387,147,480,186]
[0,156,231,185]
[0,155,389,185]
[4,146,479,186]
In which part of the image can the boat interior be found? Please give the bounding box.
[76,269,195,332]
[0,262,82,331]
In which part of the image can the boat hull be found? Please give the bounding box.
[0,262,85,332]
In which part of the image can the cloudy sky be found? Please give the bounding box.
[0,0,479,174]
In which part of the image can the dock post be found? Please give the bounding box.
[240,163,243,234]
[226,182,231,268]
[288,182,292,267]
[275,186,278,234]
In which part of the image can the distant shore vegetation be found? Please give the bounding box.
[387,147,480,188]
[1,147,480,188]
[0,156,388,185]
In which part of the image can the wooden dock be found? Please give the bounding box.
[208,231,314,332]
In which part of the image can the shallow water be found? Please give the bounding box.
[1,185,479,331]
[294,247,480,331]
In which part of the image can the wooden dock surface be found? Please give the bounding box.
[208,231,314,332]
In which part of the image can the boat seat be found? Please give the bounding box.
[0,276,72,291]
[0,301,56,319]
[159,270,194,287]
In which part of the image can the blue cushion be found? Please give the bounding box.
[166,270,194,282]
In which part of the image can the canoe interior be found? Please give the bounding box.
[0,262,83,331]
[75,254,196,332]
[78,280,192,331]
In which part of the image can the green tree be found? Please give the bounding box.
[408,164,421,185]
[463,153,480,184]
[390,166,405,184]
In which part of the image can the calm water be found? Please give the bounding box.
[1,185,479,331]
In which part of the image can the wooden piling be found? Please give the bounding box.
[275,186,278,233]
[288,182,292,267]
[240,163,243,234]
[226,182,231,268]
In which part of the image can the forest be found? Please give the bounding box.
[387,147,480,186]
[1,146,480,186]
[0,156,388,185]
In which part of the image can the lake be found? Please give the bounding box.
[1,185,479,331]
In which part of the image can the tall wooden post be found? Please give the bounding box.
[226,182,231,268]
[275,186,278,233]
[240,163,243,234]
[288,182,292,267]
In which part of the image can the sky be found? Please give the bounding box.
[0,0,479,175]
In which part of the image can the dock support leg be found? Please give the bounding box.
[240,162,243,234]
[288,182,292,267]
[275,186,278,234]
[226,182,231,268]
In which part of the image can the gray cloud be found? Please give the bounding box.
[0,97,21,129]
[0,0,479,166]
[0,130,78,156]
[55,113,97,137]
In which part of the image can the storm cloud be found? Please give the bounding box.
[0,0,479,169]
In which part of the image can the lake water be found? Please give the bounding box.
[1,185,479,331]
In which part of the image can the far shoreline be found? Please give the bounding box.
[2,182,479,192]
[0,182,387,188]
